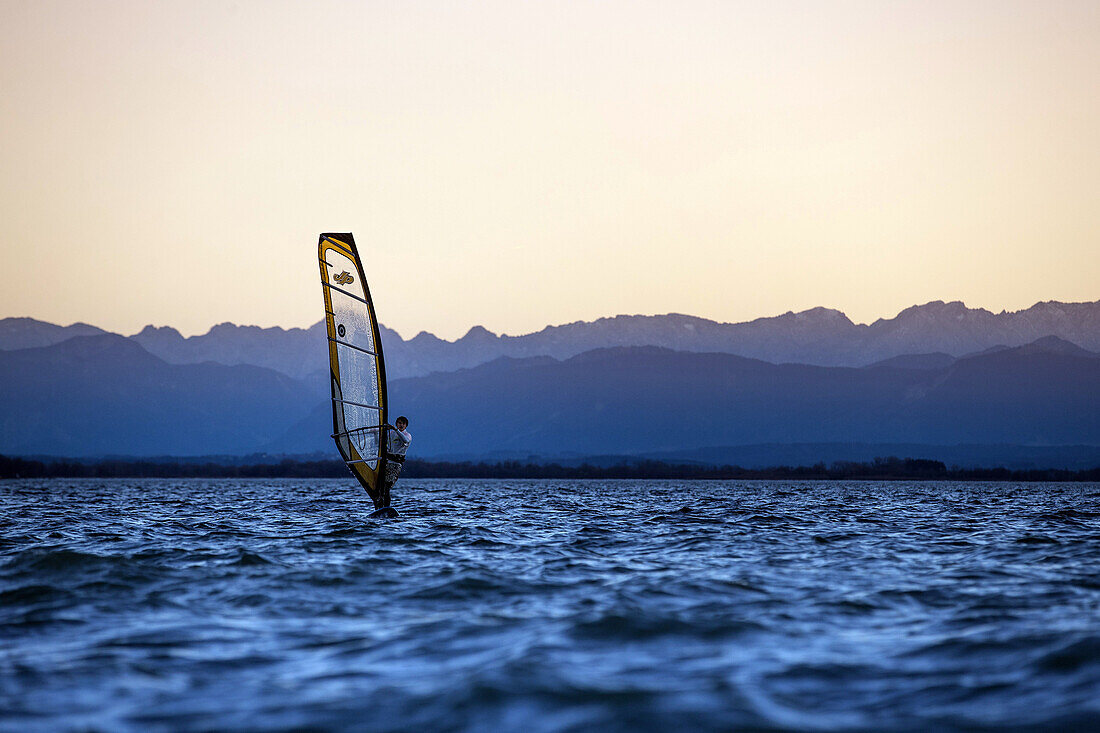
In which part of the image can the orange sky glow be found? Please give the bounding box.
[1,0,1098,339]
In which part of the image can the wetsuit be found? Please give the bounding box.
[380,426,411,508]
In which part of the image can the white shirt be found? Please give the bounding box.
[387,427,412,457]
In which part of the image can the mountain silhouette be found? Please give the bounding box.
[2,309,1098,463]
[0,317,107,350]
[266,336,1100,459]
[0,335,319,456]
[4,300,1098,380]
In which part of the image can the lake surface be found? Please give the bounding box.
[3,478,1100,732]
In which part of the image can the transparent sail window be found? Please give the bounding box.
[336,345,380,408]
[345,425,380,461]
[329,287,376,353]
[340,406,380,468]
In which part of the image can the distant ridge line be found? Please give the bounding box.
[2,299,1099,379]
[5,298,1098,342]
[2,332,1098,459]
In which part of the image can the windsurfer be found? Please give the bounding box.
[380,416,412,508]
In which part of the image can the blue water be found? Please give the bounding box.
[3,479,1100,732]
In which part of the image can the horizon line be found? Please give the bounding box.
[5,297,1098,342]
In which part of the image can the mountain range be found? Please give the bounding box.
[0,335,318,456]
[2,329,1097,466]
[1,301,1098,466]
[268,336,1100,458]
[3,299,1098,380]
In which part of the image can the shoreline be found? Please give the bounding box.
[4,455,1099,482]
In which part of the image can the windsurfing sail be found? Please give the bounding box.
[317,233,388,504]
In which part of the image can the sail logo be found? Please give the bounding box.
[333,271,355,286]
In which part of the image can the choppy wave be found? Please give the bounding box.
[2,478,1100,731]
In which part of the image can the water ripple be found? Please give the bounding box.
[2,478,1100,731]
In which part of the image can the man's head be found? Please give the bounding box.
[395,416,409,430]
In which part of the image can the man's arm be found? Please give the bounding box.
[381,425,411,448]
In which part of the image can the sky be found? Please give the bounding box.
[1,1,1098,340]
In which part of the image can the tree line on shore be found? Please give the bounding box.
[2,454,1098,482]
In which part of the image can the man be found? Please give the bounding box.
[379,416,411,508]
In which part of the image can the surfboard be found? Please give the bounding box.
[369,507,400,519]
[317,232,393,513]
